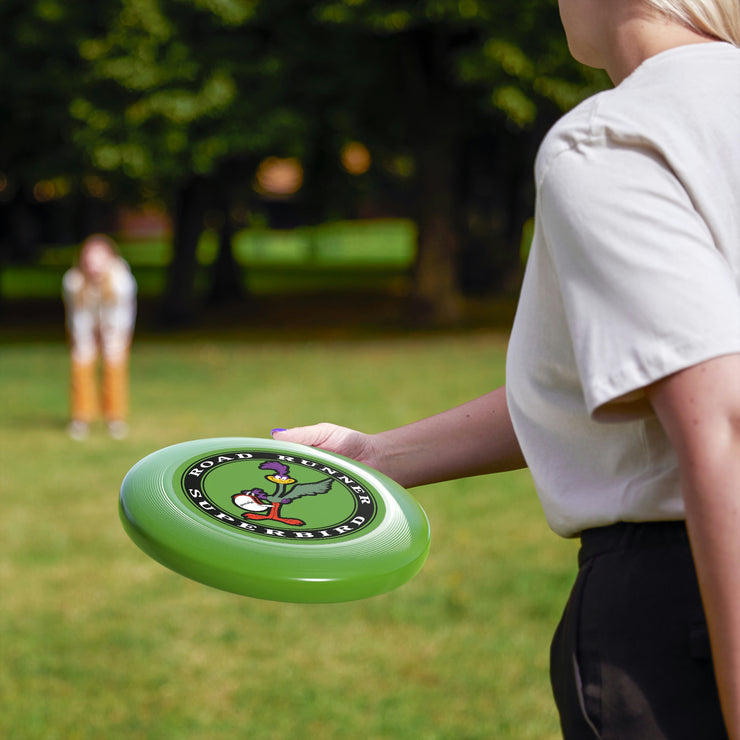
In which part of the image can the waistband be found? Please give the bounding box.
[579,520,689,567]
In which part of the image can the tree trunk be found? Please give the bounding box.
[411,131,463,324]
[160,175,209,328]
[207,177,244,307]
[458,129,534,296]
[404,29,464,326]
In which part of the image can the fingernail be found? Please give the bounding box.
[271,428,286,436]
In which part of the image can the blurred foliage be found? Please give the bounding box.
[0,0,608,201]
[72,0,314,186]
[312,0,608,125]
[0,0,610,318]
[0,2,100,183]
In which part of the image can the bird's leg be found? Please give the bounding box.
[243,502,305,526]
[268,501,305,526]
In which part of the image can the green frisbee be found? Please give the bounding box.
[119,437,431,603]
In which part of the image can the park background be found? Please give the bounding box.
[1,1,610,738]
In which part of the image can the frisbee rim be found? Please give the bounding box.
[119,437,430,603]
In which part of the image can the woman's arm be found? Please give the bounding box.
[273,385,526,488]
[648,353,740,739]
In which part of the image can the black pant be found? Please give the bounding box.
[550,521,728,739]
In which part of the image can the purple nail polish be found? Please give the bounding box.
[271,428,286,435]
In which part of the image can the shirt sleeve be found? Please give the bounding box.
[539,140,740,419]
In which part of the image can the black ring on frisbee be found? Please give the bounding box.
[119,437,431,603]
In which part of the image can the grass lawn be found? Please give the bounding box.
[0,329,577,739]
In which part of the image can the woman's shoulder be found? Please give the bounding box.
[534,93,608,185]
[536,43,740,187]
[534,69,667,184]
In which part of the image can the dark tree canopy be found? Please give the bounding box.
[0,0,610,324]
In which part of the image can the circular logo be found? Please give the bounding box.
[180,450,380,542]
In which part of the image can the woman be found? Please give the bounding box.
[62,234,137,440]
[273,1,740,737]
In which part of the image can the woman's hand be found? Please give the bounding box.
[272,423,379,468]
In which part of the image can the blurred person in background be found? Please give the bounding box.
[62,234,137,440]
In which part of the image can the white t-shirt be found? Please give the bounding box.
[506,42,740,538]
[63,257,137,363]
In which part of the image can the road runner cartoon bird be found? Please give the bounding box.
[231,460,333,526]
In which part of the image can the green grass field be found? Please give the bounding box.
[1,330,577,739]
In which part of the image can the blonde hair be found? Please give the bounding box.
[80,233,119,259]
[643,0,740,45]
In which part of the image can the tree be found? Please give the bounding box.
[0,1,113,266]
[72,0,372,325]
[0,0,609,325]
[70,0,274,323]
[310,0,609,322]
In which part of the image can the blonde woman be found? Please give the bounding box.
[273,1,740,737]
[62,234,137,440]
